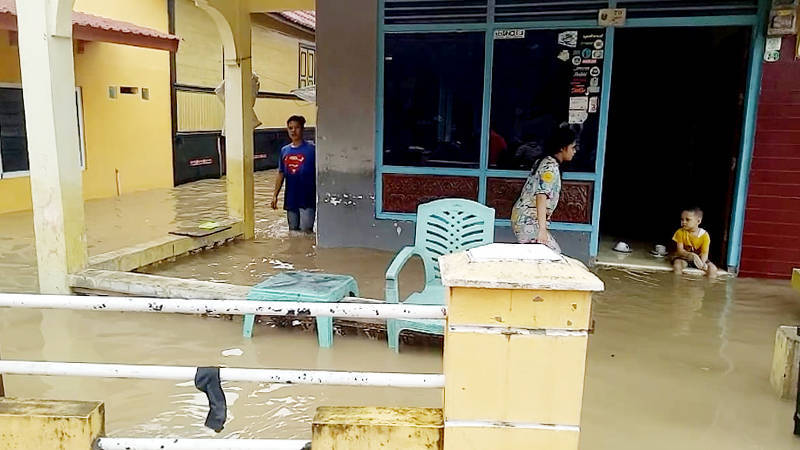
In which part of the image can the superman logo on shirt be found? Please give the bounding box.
[284,154,305,175]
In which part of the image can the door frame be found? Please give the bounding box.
[590,3,768,271]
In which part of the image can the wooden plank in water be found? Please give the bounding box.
[69,269,250,300]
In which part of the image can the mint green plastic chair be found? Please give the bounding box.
[385,198,495,350]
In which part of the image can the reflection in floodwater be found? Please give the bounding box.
[1,171,800,448]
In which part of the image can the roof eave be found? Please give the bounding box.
[73,25,179,52]
[0,11,179,52]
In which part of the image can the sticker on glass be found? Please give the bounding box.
[569,110,588,124]
[588,97,599,113]
[589,66,601,77]
[570,97,589,111]
[558,31,578,48]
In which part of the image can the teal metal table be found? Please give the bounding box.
[243,271,359,347]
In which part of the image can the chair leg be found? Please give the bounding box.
[387,319,400,352]
[316,316,334,348]
[242,314,255,338]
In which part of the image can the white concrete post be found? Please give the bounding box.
[195,0,255,239]
[15,0,88,294]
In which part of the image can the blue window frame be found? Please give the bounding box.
[375,0,767,267]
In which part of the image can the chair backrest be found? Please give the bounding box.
[414,198,495,283]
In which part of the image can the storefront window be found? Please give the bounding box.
[490,29,604,172]
[383,32,485,168]
[0,88,29,173]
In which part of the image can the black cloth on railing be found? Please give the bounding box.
[194,366,227,432]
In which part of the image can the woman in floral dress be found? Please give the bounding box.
[510,126,578,253]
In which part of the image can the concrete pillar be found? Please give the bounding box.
[194,0,255,239]
[771,271,800,399]
[312,406,443,449]
[771,325,800,399]
[15,0,88,294]
[0,398,104,448]
[0,347,4,398]
[439,244,604,449]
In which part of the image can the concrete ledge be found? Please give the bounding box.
[440,249,604,292]
[0,398,104,449]
[595,260,730,278]
[312,406,443,450]
[69,269,250,300]
[89,219,243,272]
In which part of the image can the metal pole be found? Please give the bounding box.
[0,293,447,320]
[94,438,310,450]
[0,360,445,389]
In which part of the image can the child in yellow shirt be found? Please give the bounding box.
[671,207,717,278]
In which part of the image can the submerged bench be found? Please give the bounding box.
[243,271,359,347]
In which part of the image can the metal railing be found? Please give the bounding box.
[93,438,309,450]
[0,293,447,320]
[0,292,447,449]
[0,360,445,388]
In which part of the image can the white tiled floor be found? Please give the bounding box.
[596,236,673,271]
[595,236,728,277]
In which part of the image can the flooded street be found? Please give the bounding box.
[1,171,800,448]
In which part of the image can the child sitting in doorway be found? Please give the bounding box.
[671,207,718,278]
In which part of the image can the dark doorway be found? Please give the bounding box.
[600,27,750,266]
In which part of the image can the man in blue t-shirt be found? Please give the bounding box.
[270,115,316,232]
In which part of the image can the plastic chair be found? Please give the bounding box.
[385,198,495,350]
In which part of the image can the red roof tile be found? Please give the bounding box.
[278,11,315,31]
[0,0,179,50]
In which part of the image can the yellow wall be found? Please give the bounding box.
[175,0,223,87]
[175,0,316,131]
[75,42,174,201]
[0,0,173,214]
[0,32,21,83]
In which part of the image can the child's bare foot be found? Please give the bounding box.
[706,262,718,278]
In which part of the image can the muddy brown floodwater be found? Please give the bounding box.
[1,171,799,448]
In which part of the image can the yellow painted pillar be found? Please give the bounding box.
[312,406,443,449]
[194,0,255,239]
[439,244,604,449]
[0,398,104,449]
[16,0,88,293]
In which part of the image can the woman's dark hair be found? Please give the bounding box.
[287,115,306,128]
[546,124,578,156]
[530,124,578,173]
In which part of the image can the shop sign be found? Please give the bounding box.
[189,158,214,167]
[768,8,797,35]
[598,8,626,27]
[494,29,525,40]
